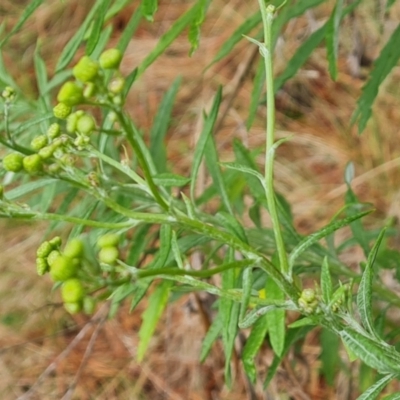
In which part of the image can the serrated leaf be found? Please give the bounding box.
[326,0,343,80]
[356,374,395,400]
[352,23,400,133]
[242,314,268,383]
[357,228,386,338]
[289,210,373,271]
[137,280,172,362]
[321,256,333,304]
[200,314,223,362]
[150,76,181,173]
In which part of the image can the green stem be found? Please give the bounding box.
[258,2,290,278]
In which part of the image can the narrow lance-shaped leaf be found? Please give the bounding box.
[188,0,210,56]
[137,280,172,362]
[320,328,340,386]
[321,256,333,304]
[352,23,400,133]
[240,267,253,323]
[190,87,222,200]
[357,228,386,339]
[382,393,400,400]
[142,0,158,22]
[288,209,373,271]
[200,314,223,362]
[242,314,268,383]
[325,0,344,80]
[265,275,285,357]
[356,373,396,400]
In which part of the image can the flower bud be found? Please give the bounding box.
[57,82,84,106]
[23,154,43,174]
[76,114,95,135]
[73,56,99,82]
[31,135,48,151]
[53,103,72,119]
[47,123,61,139]
[99,48,123,69]
[3,153,24,172]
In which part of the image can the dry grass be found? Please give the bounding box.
[2,0,400,398]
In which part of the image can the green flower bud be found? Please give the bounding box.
[49,236,62,248]
[83,296,96,315]
[66,112,79,133]
[60,154,76,166]
[48,163,61,174]
[47,250,61,268]
[53,103,72,119]
[108,77,125,94]
[61,278,85,303]
[36,257,49,276]
[301,288,316,303]
[64,302,82,314]
[50,255,78,281]
[97,233,120,248]
[38,145,56,160]
[76,114,95,135]
[23,154,43,174]
[47,123,61,139]
[73,56,99,82]
[99,48,122,69]
[2,86,16,100]
[98,246,119,265]
[57,82,84,106]
[31,135,48,151]
[37,241,53,258]
[3,153,24,172]
[63,238,84,259]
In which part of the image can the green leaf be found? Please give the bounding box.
[117,6,142,54]
[326,0,343,80]
[190,87,222,200]
[265,276,285,357]
[247,59,264,130]
[56,0,108,72]
[208,11,261,67]
[150,76,181,173]
[352,23,400,133]
[126,224,152,266]
[7,179,58,200]
[382,393,400,400]
[216,211,248,243]
[34,44,48,99]
[339,329,400,374]
[188,0,210,55]
[200,314,223,362]
[320,328,340,386]
[321,256,333,304]
[152,173,190,187]
[110,281,136,304]
[142,0,158,21]
[89,21,113,60]
[242,314,268,383]
[221,162,265,192]
[86,0,112,55]
[0,0,43,48]
[0,51,18,88]
[137,280,172,361]
[288,210,373,271]
[356,374,395,400]
[105,0,132,19]
[357,228,386,338]
[288,317,316,328]
[136,4,197,77]
[240,267,253,322]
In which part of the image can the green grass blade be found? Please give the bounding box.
[356,374,395,400]
[142,0,158,21]
[190,87,222,200]
[137,280,172,362]
[0,0,43,48]
[289,210,373,270]
[352,23,400,133]
[247,59,264,130]
[265,275,285,357]
[242,314,268,383]
[105,0,132,19]
[136,5,197,77]
[86,0,112,55]
[55,0,107,72]
[200,314,223,362]
[150,76,181,173]
[90,25,113,60]
[357,228,386,338]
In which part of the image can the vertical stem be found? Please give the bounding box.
[258,1,290,277]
